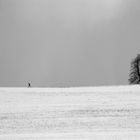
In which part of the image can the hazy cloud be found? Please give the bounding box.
[0,0,139,87]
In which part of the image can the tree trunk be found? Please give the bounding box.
[136,60,140,83]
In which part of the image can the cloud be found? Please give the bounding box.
[0,0,136,87]
[4,0,124,25]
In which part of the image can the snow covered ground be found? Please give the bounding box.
[0,85,140,140]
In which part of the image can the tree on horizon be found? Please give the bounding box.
[129,54,140,84]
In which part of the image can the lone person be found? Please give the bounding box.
[28,83,31,87]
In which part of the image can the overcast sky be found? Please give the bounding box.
[0,0,140,87]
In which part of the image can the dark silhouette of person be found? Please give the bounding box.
[28,83,31,87]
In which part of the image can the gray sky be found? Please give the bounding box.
[0,0,140,87]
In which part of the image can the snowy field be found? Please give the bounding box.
[0,85,140,140]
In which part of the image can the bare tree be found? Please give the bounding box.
[129,54,140,84]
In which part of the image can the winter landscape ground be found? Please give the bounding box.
[0,85,140,140]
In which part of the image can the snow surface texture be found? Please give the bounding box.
[0,85,140,140]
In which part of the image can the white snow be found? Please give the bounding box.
[0,85,140,139]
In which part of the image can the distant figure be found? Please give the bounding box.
[28,83,31,87]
